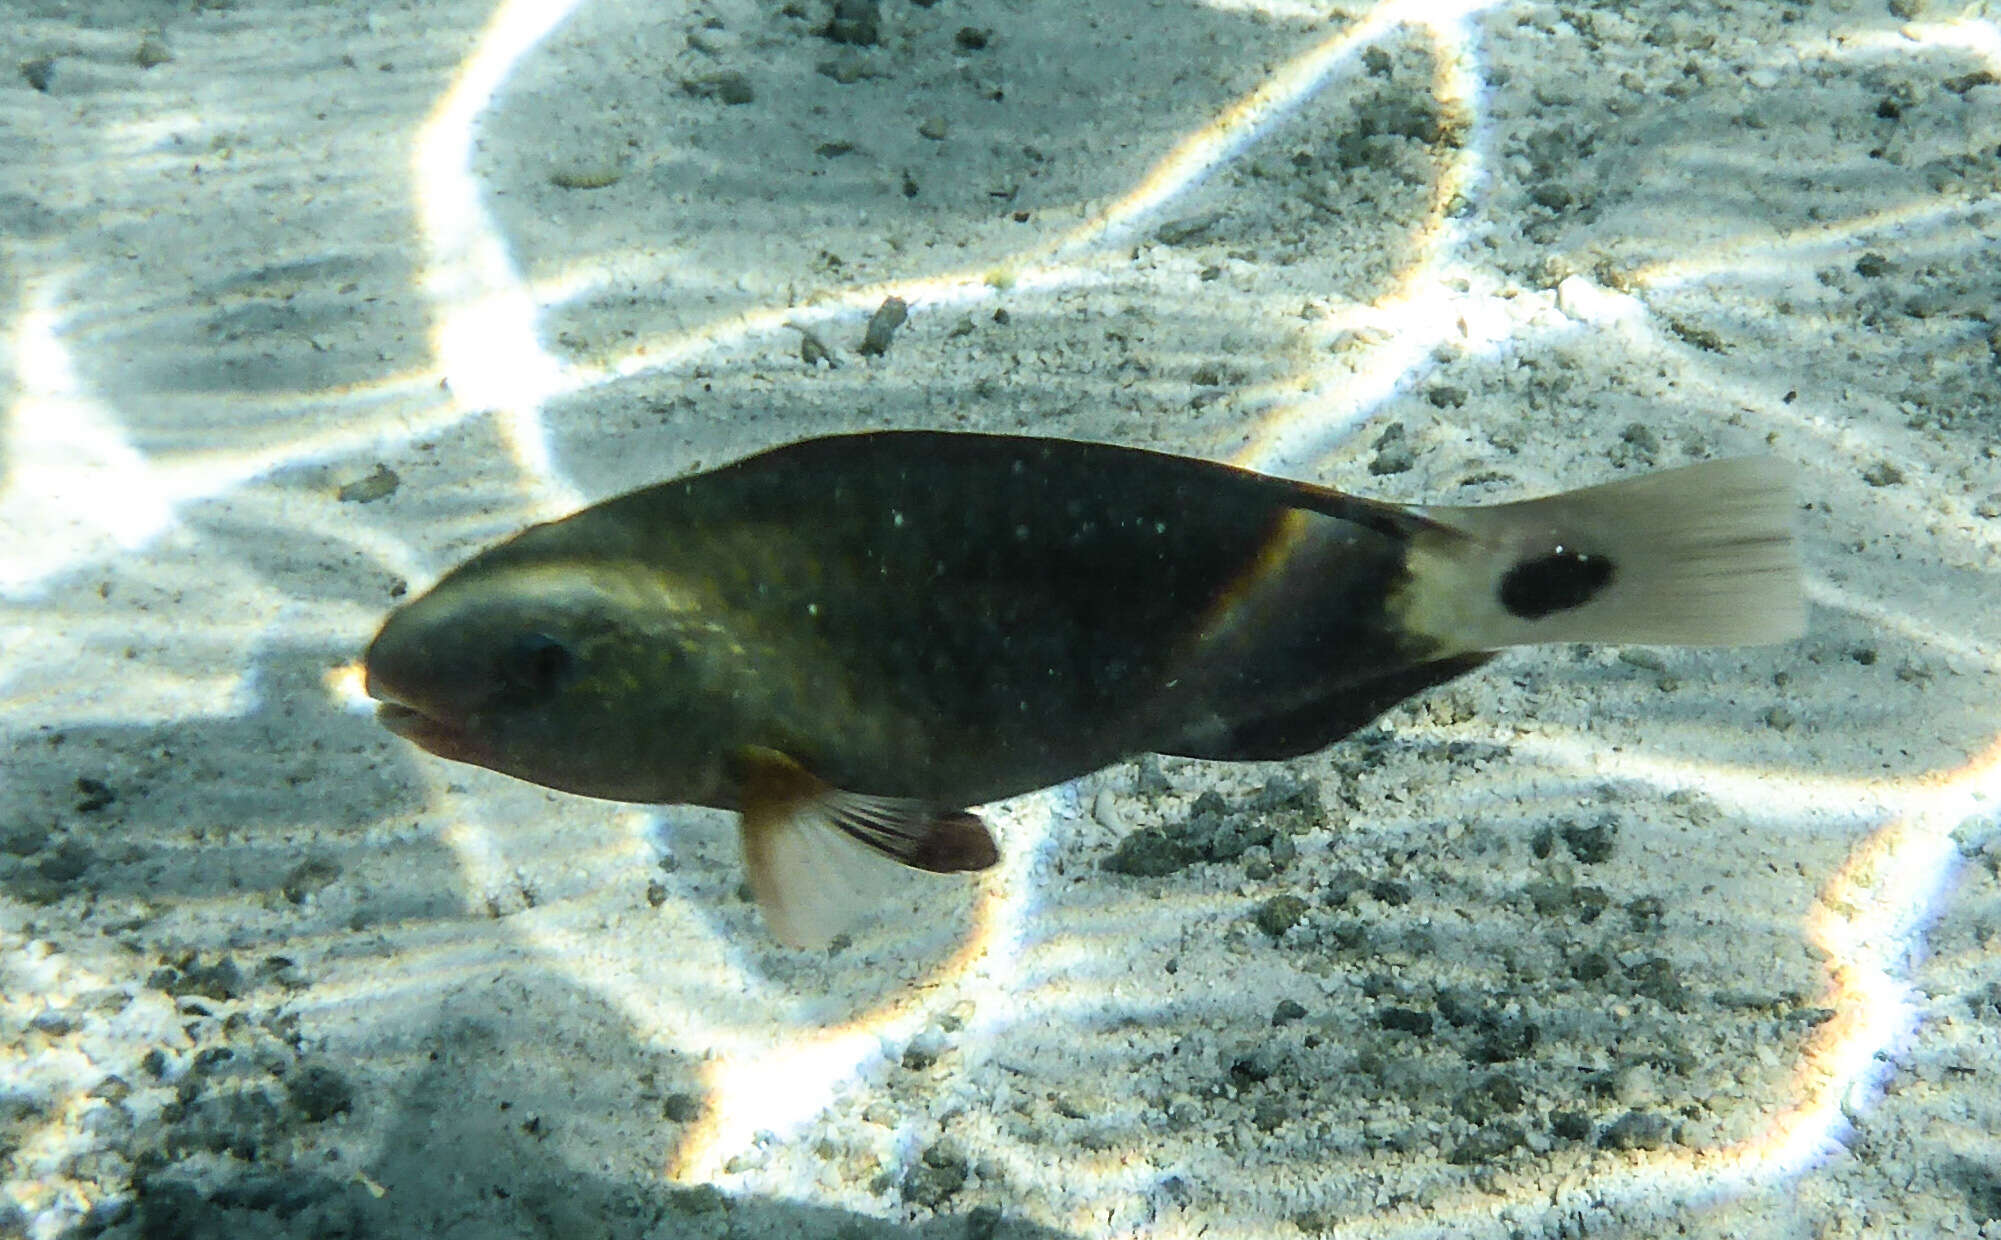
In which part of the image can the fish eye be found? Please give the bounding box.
[495,632,574,702]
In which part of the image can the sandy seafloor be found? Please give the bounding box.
[1,0,1999,1236]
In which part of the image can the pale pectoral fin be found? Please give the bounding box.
[733,747,999,948]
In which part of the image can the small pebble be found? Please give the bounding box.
[1473,1016,1537,1063]
[1092,788,1127,833]
[682,71,755,104]
[1154,211,1223,246]
[1626,896,1667,930]
[857,296,908,357]
[1530,182,1572,211]
[1524,879,1573,916]
[1448,1121,1524,1165]
[1322,868,1368,906]
[1368,879,1411,906]
[1251,1096,1288,1132]
[1370,443,1415,476]
[1667,319,1726,351]
[1100,825,1196,876]
[789,324,836,367]
[1254,894,1307,938]
[1227,1047,1285,1086]
[550,165,623,190]
[1380,1008,1433,1036]
[1451,1074,1525,1124]
[75,778,115,812]
[824,0,880,46]
[1626,957,1689,1009]
[286,1064,354,1123]
[816,56,880,85]
[1612,1064,1655,1105]
[1562,821,1617,863]
[1599,1109,1670,1151]
[902,1027,948,1070]
[1571,951,1613,982]
[281,856,341,904]
[1619,421,1660,453]
[338,464,400,504]
[29,1009,76,1036]
[1550,1110,1593,1142]
[1131,757,1171,796]
[901,1141,967,1207]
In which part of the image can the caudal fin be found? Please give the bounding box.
[1393,458,1805,651]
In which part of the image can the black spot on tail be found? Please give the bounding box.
[1499,549,1615,619]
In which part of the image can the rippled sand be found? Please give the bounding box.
[1,1,1997,1237]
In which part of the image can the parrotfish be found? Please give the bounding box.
[363,431,1802,946]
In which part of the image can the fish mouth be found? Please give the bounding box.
[368,685,488,766]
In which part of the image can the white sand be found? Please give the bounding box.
[2,0,1998,1237]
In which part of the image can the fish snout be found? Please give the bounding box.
[360,608,427,705]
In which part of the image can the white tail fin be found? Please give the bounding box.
[1394,458,1805,651]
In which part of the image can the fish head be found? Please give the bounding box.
[363,555,721,803]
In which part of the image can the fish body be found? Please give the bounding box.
[364,431,1803,945]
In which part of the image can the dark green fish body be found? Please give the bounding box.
[571,435,1446,802]
[364,431,1802,945]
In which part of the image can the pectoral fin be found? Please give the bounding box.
[732,746,999,948]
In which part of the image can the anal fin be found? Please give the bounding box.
[732,746,998,948]
[1160,654,1494,762]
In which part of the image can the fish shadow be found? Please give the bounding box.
[90,966,1075,1240]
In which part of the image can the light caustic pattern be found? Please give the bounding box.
[391,0,2001,1223]
[2,0,1997,1233]
[384,0,1526,1192]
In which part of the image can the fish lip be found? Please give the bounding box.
[370,694,485,765]
[372,699,429,737]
